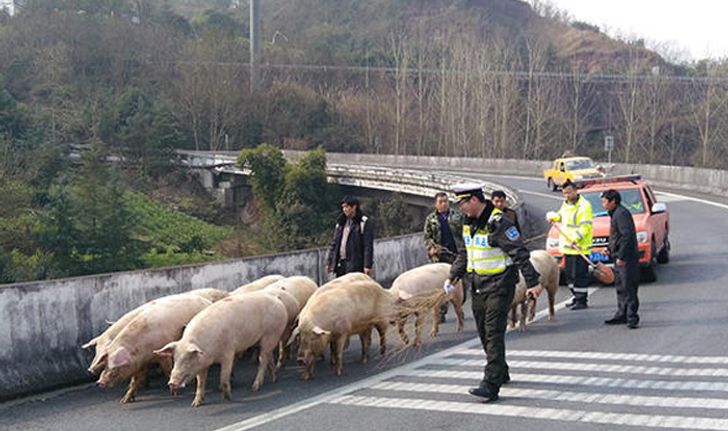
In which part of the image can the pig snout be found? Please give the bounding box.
[96,379,107,388]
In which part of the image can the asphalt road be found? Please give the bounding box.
[3,173,728,431]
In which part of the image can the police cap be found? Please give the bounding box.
[451,182,485,204]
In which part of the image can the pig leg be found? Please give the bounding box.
[253,335,278,391]
[277,324,294,369]
[120,371,144,404]
[359,328,372,363]
[158,356,178,396]
[519,301,527,332]
[429,305,440,338]
[333,335,348,376]
[413,312,425,347]
[329,340,337,366]
[375,322,388,356]
[547,286,556,320]
[509,305,517,328]
[451,297,464,333]
[220,353,235,401]
[397,314,409,345]
[191,368,208,408]
[527,297,537,322]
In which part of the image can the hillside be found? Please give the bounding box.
[173,0,664,73]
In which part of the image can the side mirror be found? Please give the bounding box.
[651,202,667,214]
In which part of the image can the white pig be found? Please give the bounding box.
[154,292,288,407]
[230,274,285,295]
[294,279,394,380]
[510,250,559,331]
[389,263,465,347]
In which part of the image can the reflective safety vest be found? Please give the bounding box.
[463,209,512,275]
[557,195,593,255]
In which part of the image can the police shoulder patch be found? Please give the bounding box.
[505,226,520,241]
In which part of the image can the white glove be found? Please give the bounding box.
[545,211,560,223]
[443,280,456,295]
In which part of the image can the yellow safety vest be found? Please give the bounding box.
[557,195,593,255]
[463,209,512,275]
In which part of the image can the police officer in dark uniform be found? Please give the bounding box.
[447,183,541,402]
[601,189,640,329]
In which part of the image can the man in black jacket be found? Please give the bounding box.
[326,196,374,277]
[601,189,640,329]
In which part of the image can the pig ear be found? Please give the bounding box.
[312,326,331,336]
[108,346,132,369]
[153,341,178,357]
[82,336,100,349]
[186,343,205,355]
[286,326,300,346]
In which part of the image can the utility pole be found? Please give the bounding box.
[250,0,261,93]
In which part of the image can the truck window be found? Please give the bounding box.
[559,162,565,172]
[644,187,655,213]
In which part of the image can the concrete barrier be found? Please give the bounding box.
[0,235,426,401]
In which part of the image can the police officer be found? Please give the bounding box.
[424,192,464,322]
[546,179,593,310]
[447,183,541,402]
[601,189,640,329]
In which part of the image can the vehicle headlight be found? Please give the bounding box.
[573,175,583,180]
[636,231,648,244]
[546,238,559,250]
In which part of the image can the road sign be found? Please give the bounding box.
[604,135,614,163]
[604,135,614,152]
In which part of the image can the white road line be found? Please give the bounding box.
[403,369,728,393]
[656,191,728,210]
[458,349,728,365]
[435,358,728,377]
[329,395,728,431]
[370,381,728,410]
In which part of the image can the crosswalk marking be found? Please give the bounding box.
[370,381,728,410]
[331,395,728,431]
[462,349,728,365]
[320,347,728,430]
[402,369,728,392]
[436,357,728,377]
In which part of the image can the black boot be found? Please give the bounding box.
[468,383,499,402]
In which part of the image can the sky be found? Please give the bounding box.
[542,0,728,61]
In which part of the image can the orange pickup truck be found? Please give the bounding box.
[545,175,670,282]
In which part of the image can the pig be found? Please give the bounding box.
[186,288,229,303]
[231,274,285,295]
[293,279,395,380]
[262,276,317,310]
[96,295,211,403]
[389,263,465,347]
[260,288,300,368]
[82,289,225,375]
[154,292,288,407]
[510,250,559,331]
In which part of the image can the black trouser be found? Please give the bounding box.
[614,261,640,324]
[470,272,515,393]
[564,254,589,304]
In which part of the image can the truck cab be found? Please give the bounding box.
[543,157,605,191]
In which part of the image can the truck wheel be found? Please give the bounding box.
[656,236,670,264]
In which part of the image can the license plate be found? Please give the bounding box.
[590,251,610,262]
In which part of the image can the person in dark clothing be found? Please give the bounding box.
[424,192,465,323]
[490,190,521,234]
[447,183,542,402]
[601,189,640,329]
[326,196,374,277]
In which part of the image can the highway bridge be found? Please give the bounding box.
[2,158,728,431]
